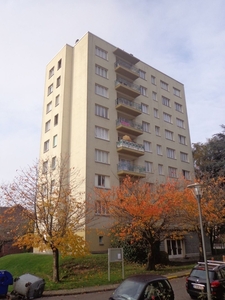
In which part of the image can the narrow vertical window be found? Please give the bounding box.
[53,135,57,147]
[57,59,62,70]
[54,114,59,126]
[49,67,54,78]
[55,95,59,106]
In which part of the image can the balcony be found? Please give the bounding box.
[115,98,142,117]
[115,79,141,98]
[113,48,140,65]
[117,162,146,178]
[115,60,139,81]
[117,139,144,157]
[116,119,143,136]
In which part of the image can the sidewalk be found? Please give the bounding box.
[43,269,191,297]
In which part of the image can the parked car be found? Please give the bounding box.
[186,260,225,299]
[109,274,174,300]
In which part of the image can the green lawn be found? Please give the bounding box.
[0,253,195,291]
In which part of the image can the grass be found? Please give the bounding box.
[0,253,200,291]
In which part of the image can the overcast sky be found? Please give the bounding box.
[0,0,224,183]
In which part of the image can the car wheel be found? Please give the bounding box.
[222,292,225,300]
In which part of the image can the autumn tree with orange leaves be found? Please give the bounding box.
[96,176,190,270]
[182,176,225,260]
[0,157,92,282]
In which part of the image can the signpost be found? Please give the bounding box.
[108,248,124,281]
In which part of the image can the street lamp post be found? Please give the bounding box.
[187,183,211,300]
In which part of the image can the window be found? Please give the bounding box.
[53,135,57,147]
[50,179,55,194]
[95,46,108,60]
[167,148,176,159]
[95,84,108,97]
[95,126,109,140]
[95,65,108,78]
[99,236,104,245]
[95,174,110,188]
[141,103,148,114]
[95,149,109,164]
[168,167,177,178]
[139,69,146,79]
[163,112,172,123]
[162,96,170,107]
[160,80,169,91]
[145,161,153,173]
[152,91,157,101]
[49,67,54,78]
[54,114,58,126]
[95,104,108,118]
[42,183,47,196]
[175,102,183,112]
[158,164,163,175]
[154,108,159,118]
[173,87,181,97]
[178,134,186,145]
[142,121,150,133]
[46,101,52,113]
[45,120,50,132]
[140,86,147,96]
[57,59,62,70]
[151,75,156,85]
[144,141,151,152]
[44,140,49,152]
[155,126,160,136]
[56,76,61,88]
[42,161,48,174]
[55,95,59,106]
[182,170,190,180]
[48,84,53,95]
[165,130,174,140]
[177,118,185,128]
[157,144,162,155]
[52,156,56,169]
[180,152,188,162]
[95,200,109,215]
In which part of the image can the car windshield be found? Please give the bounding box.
[112,278,145,300]
[190,269,216,281]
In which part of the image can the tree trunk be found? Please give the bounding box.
[146,241,160,271]
[52,248,60,282]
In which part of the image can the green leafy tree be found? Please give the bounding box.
[193,124,225,178]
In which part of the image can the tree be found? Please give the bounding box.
[200,176,225,255]
[193,124,225,178]
[0,205,32,255]
[180,176,225,260]
[0,157,93,282]
[96,176,190,270]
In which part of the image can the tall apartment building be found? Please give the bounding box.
[40,32,194,257]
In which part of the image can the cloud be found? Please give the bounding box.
[0,0,225,182]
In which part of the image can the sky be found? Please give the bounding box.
[0,0,225,183]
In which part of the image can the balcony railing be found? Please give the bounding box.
[116,118,143,132]
[115,60,139,80]
[115,79,140,92]
[117,162,146,177]
[117,139,144,153]
[116,98,142,111]
[115,79,141,98]
[115,60,139,73]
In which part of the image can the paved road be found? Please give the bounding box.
[41,277,190,299]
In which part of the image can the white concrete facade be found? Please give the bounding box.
[40,32,194,253]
